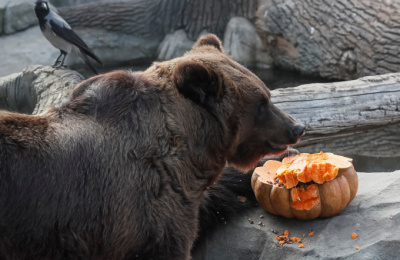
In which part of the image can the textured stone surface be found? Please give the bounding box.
[157,29,194,61]
[50,0,129,7]
[224,17,272,67]
[0,26,59,77]
[0,25,159,77]
[60,0,258,41]
[1,0,49,35]
[0,3,4,35]
[68,27,160,69]
[193,170,400,259]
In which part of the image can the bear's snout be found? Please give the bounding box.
[292,123,306,140]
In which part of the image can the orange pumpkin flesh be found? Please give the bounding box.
[251,152,358,220]
[276,152,353,188]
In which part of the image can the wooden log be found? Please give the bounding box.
[299,123,400,157]
[0,65,83,115]
[256,0,400,80]
[271,73,400,146]
[59,0,258,41]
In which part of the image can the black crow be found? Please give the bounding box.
[34,0,102,74]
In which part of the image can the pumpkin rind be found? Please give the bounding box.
[341,166,358,202]
[336,174,351,212]
[252,153,358,220]
[318,177,343,217]
[252,173,279,215]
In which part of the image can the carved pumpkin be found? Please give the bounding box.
[251,152,358,220]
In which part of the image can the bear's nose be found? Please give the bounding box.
[292,124,306,138]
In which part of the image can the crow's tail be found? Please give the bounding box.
[78,48,99,75]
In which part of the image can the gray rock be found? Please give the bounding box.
[0,26,58,77]
[193,170,400,259]
[3,0,38,34]
[223,17,272,67]
[50,0,132,7]
[0,4,4,34]
[67,27,160,71]
[157,30,195,61]
[0,26,160,77]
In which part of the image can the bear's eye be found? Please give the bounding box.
[257,99,269,113]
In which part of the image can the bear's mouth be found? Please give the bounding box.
[265,140,293,155]
[265,134,303,155]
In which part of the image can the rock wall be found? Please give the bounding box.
[3,1,400,79]
[0,0,270,77]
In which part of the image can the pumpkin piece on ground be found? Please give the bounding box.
[308,231,314,237]
[290,237,302,243]
[352,232,357,239]
[298,244,304,248]
[284,230,289,237]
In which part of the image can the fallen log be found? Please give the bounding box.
[59,0,258,41]
[256,0,400,80]
[0,65,84,114]
[299,123,400,158]
[0,65,399,155]
[271,73,400,146]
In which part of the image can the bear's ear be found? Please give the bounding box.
[193,34,223,52]
[173,61,223,107]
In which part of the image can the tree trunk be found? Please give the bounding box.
[299,122,400,157]
[0,66,399,154]
[256,0,400,80]
[0,65,83,115]
[271,72,400,146]
[59,0,258,41]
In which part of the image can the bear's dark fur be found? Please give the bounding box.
[0,34,304,259]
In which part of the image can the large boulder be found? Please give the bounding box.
[0,1,264,76]
[50,0,131,7]
[66,27,160,71]
[224,17,272,67]
[0,25,160,77]
[0,0,56,35]
[157,29,195,61]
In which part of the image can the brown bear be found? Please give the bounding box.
[0,34,304,259]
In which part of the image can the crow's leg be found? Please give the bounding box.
[52,51,64,67]
[59,51,68,68]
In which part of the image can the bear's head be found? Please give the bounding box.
[171,34,305,171]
